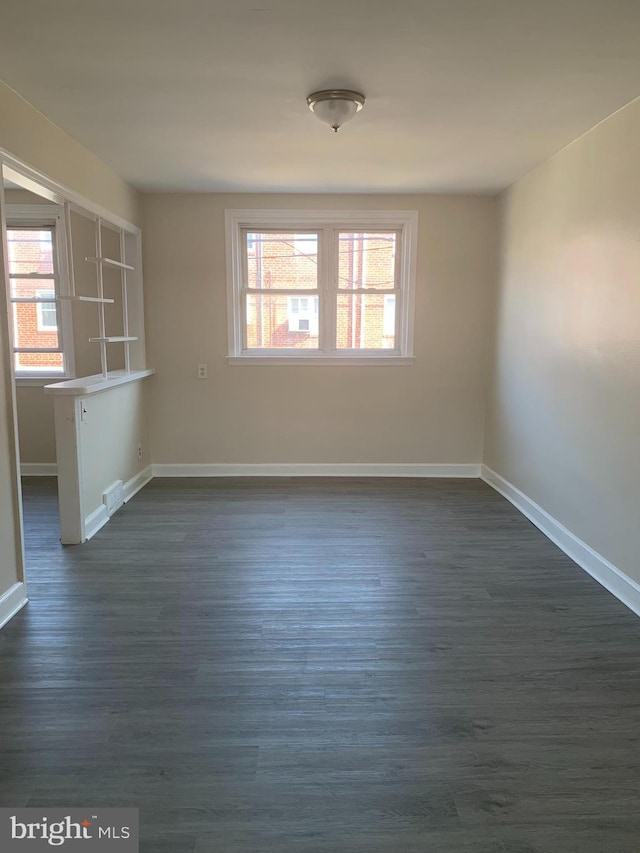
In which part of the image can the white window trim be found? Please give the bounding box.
[225,209,418,365]
[7,204,75,379]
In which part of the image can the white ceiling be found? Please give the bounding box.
[1,0,639,193]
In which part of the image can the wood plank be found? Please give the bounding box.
[1,477,639,853]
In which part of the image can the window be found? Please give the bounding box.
[7,205,73,378]
[226,210,418,363]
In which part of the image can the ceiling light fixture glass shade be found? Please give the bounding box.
[307,89,365,133]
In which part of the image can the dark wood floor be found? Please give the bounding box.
[1,477,639,852]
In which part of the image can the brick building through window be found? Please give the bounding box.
[226,209,418,362]
[7,206,72,377]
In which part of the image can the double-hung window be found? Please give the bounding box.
[6,205,73,379]
[226,210,418,363]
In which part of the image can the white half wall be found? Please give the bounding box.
[79,381,151,521]
[51,377,152,543]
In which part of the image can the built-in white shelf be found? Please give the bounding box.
[10,295,114,304]
[85,256,135,271]
[44,368,155,397]
[59,295,116,304]
[89,336,138,343]
[83,218,140,377]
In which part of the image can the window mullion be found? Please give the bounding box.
[9,273,60,281]
[317,228,325,353]
[14,347,64,354]
[394,227,404,354]
[335,288,399,295]
[47,229,67,373]
[320,226,336,354]
[244,288,320,296]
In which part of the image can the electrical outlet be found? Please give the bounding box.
[197,363,208,379]
[137,443,143,460]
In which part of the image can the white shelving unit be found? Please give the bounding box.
[71,295,115,304]
[85,256,135,271]
[89,336,138,343]
[58,205,139,378]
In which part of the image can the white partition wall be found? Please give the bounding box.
[41,200,153,544]
[47,373,154,544]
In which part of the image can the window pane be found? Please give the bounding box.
[246,232,318,290]
[13,300,60,349]
[246,294,319,349]
[14,352,63,373]
[338,232,396,290]
[7,228,54,276]
[336,294,396,350]
[383,294,396,337]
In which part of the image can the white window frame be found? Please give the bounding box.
[7,204,75,380]
[225,210,418,365]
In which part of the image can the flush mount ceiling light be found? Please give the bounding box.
[306,89,365,133]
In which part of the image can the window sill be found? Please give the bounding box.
[227,356,415,366]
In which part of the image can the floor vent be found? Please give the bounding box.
[103,480,124,517]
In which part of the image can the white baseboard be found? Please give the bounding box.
[481,465,640,618]
[83,466,152,542]
[20,463,57,476]
[123,465,153,502]
[83,503,109,542]
[151,463,481,478]
[0,582,28,630]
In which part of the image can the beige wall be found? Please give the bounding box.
[485,98,640,585]
[143,193,499,465]
[0,81,140,224]
[16,387,56,464]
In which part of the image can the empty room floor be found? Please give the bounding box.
[1,477,640,852]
